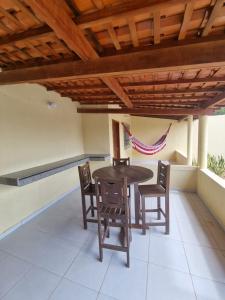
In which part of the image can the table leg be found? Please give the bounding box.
[134,183,140,225]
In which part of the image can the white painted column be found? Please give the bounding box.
[198,115,208,169]
[187,115,193,166]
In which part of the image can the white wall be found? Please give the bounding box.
[0,84,84,234]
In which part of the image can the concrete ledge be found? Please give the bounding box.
[0,154,110,186]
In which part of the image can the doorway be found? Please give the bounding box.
[112,119,120,159]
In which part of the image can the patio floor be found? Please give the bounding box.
[0,189,225,300]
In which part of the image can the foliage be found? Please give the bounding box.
[214,107,225,115]
[207,154,225,178]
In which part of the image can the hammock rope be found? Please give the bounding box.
[122,123,172,155]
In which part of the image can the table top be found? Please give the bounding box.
[92,165,153,184]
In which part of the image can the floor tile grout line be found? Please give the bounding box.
[190,273,225,285]
[175,192,206,300]
[0,247,70,278]
[0,262,33,299]
[145,230,151,300]
[97,252,114,299]
[173,193,225,251]
[47,234,86,300]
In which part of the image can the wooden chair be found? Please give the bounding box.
[78,162,97,229]
[138,160,170,235]
[113,157,130,166]
[113,157,131,197]
[95,177,131,267]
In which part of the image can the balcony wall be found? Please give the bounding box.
[197,169,225,229]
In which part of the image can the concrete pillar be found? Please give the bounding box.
[187,115,193,166]
[198,115,208,169]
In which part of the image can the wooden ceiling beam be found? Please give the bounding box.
[77,0,191,30]
[202,0,224,37]
[25,0,98,61]
[1,37,225,84]
[25,0,133,108]
[77,107,213,115]
[178,1,193,40]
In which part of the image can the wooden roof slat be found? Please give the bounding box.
[153,11,160,44]
[202,0,224,36]
[127,88,224,95]
[92,0,104,10]
[118,76,225,87]
[0,19,13,34]
[0,6,24,30]
[202,90,225,108]
[77,0,191,30]
[178,1,194,40]
[14,0,41,25]
[128,18,139,47]
[26,41,50,60]
[0,25,53,47]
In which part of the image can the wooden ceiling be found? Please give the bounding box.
[0,0,225,119]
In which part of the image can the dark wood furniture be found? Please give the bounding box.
[138,161,170,235]
[113,157,131,196]
[95,177,131,267]
[113,157,130,166]
[78,162,97,229]
[93,165,153,227]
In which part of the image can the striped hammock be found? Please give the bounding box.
[122,123,172,155]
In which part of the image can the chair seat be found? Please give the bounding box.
[139,184,166,197]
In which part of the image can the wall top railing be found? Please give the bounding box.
[0,154,110,187]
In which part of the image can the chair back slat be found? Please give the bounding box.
[113,157,130,167]
[95,177,128,210]
[78,162,92,192]
[157,160,170,192]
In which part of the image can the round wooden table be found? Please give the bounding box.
[93,165,154,226]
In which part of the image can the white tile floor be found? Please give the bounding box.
[0,189,225,300]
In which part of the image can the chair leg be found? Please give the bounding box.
[81,195,87,230]
[97,218,103,262]
[165,195,170,234]
[104,218,110,238]
[157,197,161,220]
[129,205,132,242]
[90,195,95,217]
[126,248,130,268]
[141,196,146,235]
[125,222,130,268]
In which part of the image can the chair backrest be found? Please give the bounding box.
[157,160,170,193]
[78,162,92,193]
[95,177,128,211]
[113,157,130,167]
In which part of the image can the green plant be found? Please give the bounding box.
[207,154,225,178]
[214,107,225,115]
[192,157,198,166]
